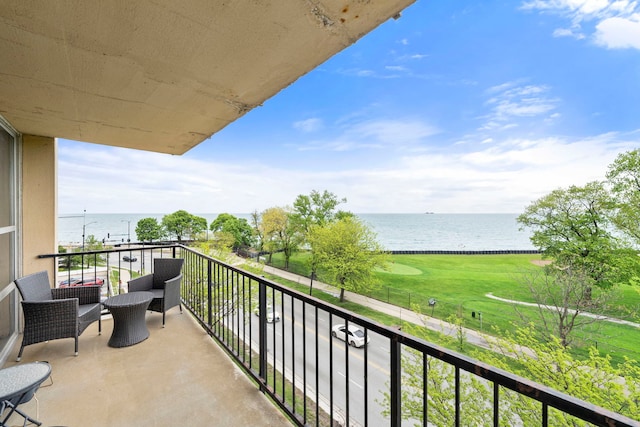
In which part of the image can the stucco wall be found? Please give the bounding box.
[21,134,56,283]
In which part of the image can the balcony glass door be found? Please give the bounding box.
[0,120,17,361]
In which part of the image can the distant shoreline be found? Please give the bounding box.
[59,213,535,251]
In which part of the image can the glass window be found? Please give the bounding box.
[0,289,16,350]
[0,120,17,360]
[0,232,14,292]
[0,127,12,227]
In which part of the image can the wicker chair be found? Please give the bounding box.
[128,258,184,327]
[14,271,102,361]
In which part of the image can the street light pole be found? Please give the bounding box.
[121,220,131,247]
[82,210,97,251]
[82,209,86,251]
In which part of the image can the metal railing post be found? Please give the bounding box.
[258,280,267,387]
[207,259,213,327]
[390,336,402,427]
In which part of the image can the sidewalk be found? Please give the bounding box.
[261,265,495,351]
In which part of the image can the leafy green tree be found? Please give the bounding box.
[385,323,640,426]
[290,190,351,293]
[191,215,208,240]
[290,189,347,234]
[84,234,102,251]
[162,210,207,241]
[57,245,81,270]
[381,347,493,426]
[210,213,253,250]
[517,181,633,292]
[135,217,164,242]
[259,206,300,268]
[79,234,104,267]
[307,216,388,302]
[606,149,640,246]
[198,231,236,263]
[481,325,640,425]
[250,210,264,251]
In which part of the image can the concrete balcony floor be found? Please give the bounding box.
[3,310,291,427]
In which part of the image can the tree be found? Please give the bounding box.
[517,181,632,292]
[290,190,351,294]
[606,149,640,246]
[481,326,640,425]
[198,230,236,263]
[381,347,493,426]
[135,217,164,242]
[290,189,347,234]
[162,210,207,241]
[210,213,253,250]
[515,261,617,348]
[250,210,264,251]
[384,322,640,425]
[259,206,300,268]
[191,215,208,240]
[307,216,388,302]
[79,234,104,267]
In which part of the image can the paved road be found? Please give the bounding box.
[260,265,496,351]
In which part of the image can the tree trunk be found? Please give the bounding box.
[339,287,345,302]
[309,270,314,296]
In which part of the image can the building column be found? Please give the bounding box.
[21,134,57,283]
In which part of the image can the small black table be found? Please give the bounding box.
[102,292,154,348]
[0,361,51,426]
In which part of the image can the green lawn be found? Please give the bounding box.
[267,252,640,365]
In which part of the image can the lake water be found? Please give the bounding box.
[58,213,535,251]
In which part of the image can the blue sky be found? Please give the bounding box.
[58,0,640,214]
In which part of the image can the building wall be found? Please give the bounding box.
[21,134,56,283]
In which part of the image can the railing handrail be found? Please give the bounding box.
[38,243,175,258]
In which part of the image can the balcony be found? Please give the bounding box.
[4,244,636,426]
[3,304,289,426]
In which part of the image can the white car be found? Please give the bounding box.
[331,324,370,348]
[253,305,281,323]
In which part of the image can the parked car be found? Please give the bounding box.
[58,277,82,286]
[331,324,370,348]
[122,255,137,262]
[59,277,104,288]
[253,305,281,323]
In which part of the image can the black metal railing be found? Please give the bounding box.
[40,245,637,427]
[41,244,178,296]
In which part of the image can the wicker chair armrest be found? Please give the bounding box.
[128,274,153,292]
[163,273,183,310]
[164,274,182,291]
[52,285,102,304]
[21,299,79,324]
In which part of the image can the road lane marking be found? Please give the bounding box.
[336,371,364,389]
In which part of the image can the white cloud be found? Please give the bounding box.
[347,119,440,145]
[553,27,587,38]
[293,118,323,133]
[594,15,640,48]
[57,131,639,215]
[385,65,408,72]
[480,83,559,130]
[521,0,631,17]
[522,0,640,49]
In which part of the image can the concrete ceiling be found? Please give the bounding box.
[0,0,415,155]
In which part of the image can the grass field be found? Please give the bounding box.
[268,251,640,365]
